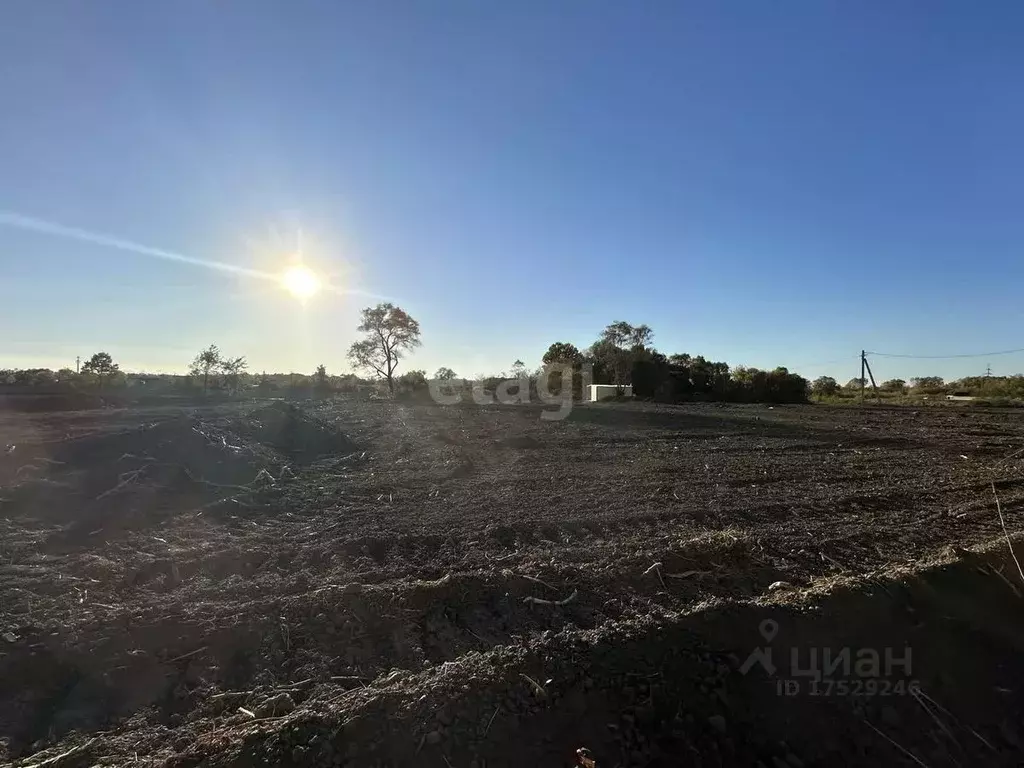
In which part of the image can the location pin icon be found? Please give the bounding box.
[759,618,779,643]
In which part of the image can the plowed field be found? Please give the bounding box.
[3,400,1024,767]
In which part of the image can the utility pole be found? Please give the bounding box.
[860,350,866,402]
[986,364,992,379]
[76,356,80,374]
[860,350,880,403]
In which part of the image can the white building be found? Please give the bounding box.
[587,384,633,402]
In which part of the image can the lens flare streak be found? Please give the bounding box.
[0,209,394,302]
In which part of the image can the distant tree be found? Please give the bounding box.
[398,369,428,392]
[731,366,809,404]
[592,321,655,389]
[255,371,274,394]
[1005,375,1024,398]
[948,374,1024,398]
[510,359,528,379]
[313,364,332,396]
[347,303,422,394]
[632,353,670,398]
[434,367,457,381]
[11,368,57,386]
[910,376,945,394]
[629,324,654,350]
[82,352,117,376]
[844,377,867,390]
[283,373,310,396]
[589,339,620,385]
[594,324,631,388]
[56,367,78,383]
[881,378,907,392]
[602,321,633,349]
[219,356,248,395]
[333,373,363,393]
[431,367,459,399]
[542,342,584,366]
[540,343,586,399]
[812,376,841,396]
[660,353,694,398]
[688,356,730,396]
[768,366,809,402]
[190,345,222,393]
[81,352,119,388]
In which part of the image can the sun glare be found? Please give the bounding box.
[281,264,321,299]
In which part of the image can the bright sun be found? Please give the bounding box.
[281,264,321,299]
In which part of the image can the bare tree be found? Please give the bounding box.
[347,303,422,394]
[189,345,221,394]
[219,356,247,395]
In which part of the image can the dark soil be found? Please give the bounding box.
[1,399,1023,766]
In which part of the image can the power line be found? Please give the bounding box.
[866,348,1024,360]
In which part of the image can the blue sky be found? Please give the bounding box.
[3,1,1024,383]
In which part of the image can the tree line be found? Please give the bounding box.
[534,321,810,404]
[811,374,1024,400]
[0,309,810,404]
[10,302,1018,405]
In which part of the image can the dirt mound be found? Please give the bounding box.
[229,402,357,462]
[9,539,1021,767]
[51,416,272,483]
[0,416,275,536]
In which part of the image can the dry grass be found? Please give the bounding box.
[990,481,1024,586]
